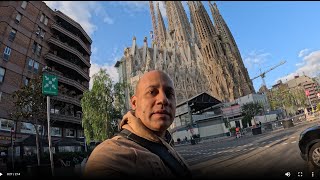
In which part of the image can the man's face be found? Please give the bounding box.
[131,71,176,133]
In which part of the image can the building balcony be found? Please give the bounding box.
[52,94,81,107]
[45,53,90,81]
[48,38,90,68]
[50,113,81,124]
[52,23,91,55]
[51,71,88,92]
[54,10,92,44]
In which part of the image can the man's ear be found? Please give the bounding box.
[130,95,137,110]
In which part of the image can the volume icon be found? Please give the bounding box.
[285,172,291,177]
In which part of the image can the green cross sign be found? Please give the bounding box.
[42,74,58,96]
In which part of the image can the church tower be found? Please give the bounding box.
[209,2,254,96]
[188,1,232,101]
[156,2,167,49]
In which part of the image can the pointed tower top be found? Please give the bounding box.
[133,36,136,40]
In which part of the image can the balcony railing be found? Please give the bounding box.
[51,113,81,124]
[48,38,90,67]
[52,94,81,107]
[51,72,88,92]
[52,23,91,55]
[45,53,90,81]
[54,10,92,44]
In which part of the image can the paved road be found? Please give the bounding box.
[175,119,320,179]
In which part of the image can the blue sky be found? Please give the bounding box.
[44,1,320,92]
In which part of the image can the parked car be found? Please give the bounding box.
[299,125,320,168]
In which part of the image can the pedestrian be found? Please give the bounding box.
[84,70,191,178]
[236,127,240,138]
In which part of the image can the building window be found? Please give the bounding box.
[27,58,40,74]
[20,124,42,135]
[15,13,22,23]
[33,62,39,73]
[0,67,5,83]
[9,29,17,41]
[36,26,40,36]
[77,130,84,138]
[40,13,44,22]
[0,118,15,131]
[3,46,11,61]
[28,58,34,71]
[24,76,30,86]
[44,17,48,25]
[36,26,46,39]
[66,128,75,137]
[20,122,35,134]
[40,29,45,39]
[21,1,27,9]
[40,13,49,26]
[32,42,42,56]
[51,127,62,137]
[36,44,42,56]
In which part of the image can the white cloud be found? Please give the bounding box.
[276,50,320,83]
[244,50,271,69]
[89,63,119,90]
[114,1,148,16]
[298,48,310,58]
[295,62,305,67]
[44,1,113,36]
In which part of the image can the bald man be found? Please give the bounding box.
[84,70,191,178]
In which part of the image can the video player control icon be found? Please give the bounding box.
[285,172,291,177]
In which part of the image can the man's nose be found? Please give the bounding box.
[156,90,169,106]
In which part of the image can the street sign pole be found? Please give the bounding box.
[47,96,54,176]
[42,73,58,176]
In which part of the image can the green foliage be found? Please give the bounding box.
[81,69,126,144]
[229,127,236,134]
[10,73,50,166]
[10,74,47,125]
[268,85,308,111]
[241,102,263,127]
[316,103,320,112]
[223,118,231,129]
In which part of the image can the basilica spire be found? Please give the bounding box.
[165,1,192,44]
[156,2,166,49]
[149,1,158,45]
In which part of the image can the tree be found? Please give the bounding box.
[269,85,308,112]
[81,69,126,145]
[10,74,47,166]
[241,102,263,127]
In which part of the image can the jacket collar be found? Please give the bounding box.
[119,111,173,145]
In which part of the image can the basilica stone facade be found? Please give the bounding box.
[115,1,254,110]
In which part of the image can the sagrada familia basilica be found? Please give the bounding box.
[115,1,254,108]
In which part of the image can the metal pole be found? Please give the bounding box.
[11,128,14,171]
[47,96,54,176]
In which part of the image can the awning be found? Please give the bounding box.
[53,138,84,146]
[177,92,222,113]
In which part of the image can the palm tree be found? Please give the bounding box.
[241,102,263,128]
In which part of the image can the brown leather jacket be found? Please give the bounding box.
[84,111,191,178]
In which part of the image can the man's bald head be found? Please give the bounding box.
[130,70,176,136]
[134,70,174,97]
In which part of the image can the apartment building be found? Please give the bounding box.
[0,1,91,156]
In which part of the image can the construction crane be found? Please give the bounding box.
[251,60,286,88]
